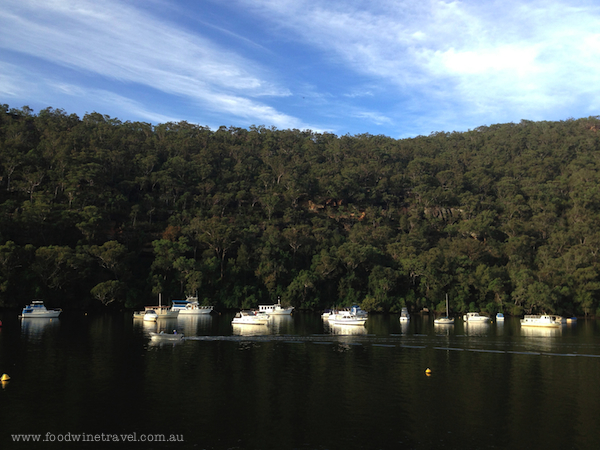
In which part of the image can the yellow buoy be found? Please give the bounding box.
[425,368,432,375]
[1,374,10,381]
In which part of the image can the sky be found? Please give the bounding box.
[1,0,599,138]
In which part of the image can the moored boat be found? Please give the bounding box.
[19,301,61,319]
[463,312,490,323]
[520,314,561,328]
[496,313,505,321]
[328,313,367,326]
[138,294,179,320]
[321,309,334,319]
[434,294,454,325]
[143,310,158,322]
[144,305,179,319]
[399,307,410,322]
[434,316,455,325]
[258,297,294,315]
[232,310,270,325]
[172,297,214,315]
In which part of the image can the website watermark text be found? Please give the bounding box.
[11,432,184,443]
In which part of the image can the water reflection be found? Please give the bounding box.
[326,323,367,335]
[434,323,454,335]
[495,321,505,336]
[232,324,270,336]
[177,314,213,336]
[147,337,184,348]
[269,315,294,335]
[20,318,59,341]
[520,326,563,338]
[464,322,490,336]
[399,320,410,335]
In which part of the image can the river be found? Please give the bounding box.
[1,311,599,449]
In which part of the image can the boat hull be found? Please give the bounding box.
[329,314,367,326]
[434,317,455,324]
[232,319,269,325]
[178,308,213,315]
[20,311,61,319]
[520,315,561,328]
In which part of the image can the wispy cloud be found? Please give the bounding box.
[234,0,600,128]
[0,0,308,129]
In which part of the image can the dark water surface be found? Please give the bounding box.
[1,312,599,449]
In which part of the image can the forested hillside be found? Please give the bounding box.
[2,104,600,316]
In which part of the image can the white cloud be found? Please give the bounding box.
[234,0,600,126]
[0,0,303,128]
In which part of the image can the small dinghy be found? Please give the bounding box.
[149,331,184,341]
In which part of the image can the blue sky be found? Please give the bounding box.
[1,0,599,138]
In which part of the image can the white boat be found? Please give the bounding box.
[19,301,61,319]
[520,314,561,328]
[434,294,454,324]
[258,298,294,315]
[351,305,368,318]
[399,307,410,322]
[328,313,367,326]
[321,309,334,319]
[143,305,179,319]
[139,294,179,320]
[496,313,505,321]
[149,331,184,341]
[172,297,214,315]
[143,310,158,322]
[463,312,490,323]
[434,316,455,325]
[232,310,270,325]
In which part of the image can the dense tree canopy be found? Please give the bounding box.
[2,104,600,316]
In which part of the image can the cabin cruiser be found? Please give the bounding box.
[232,310,270,325]
[463,312,490,323]
[143,310,158,322]
[520,314,561,328]
[350,305,368,318]
[496,313,505,321]
[321,309,334,319]
[19,301,61,319]
[399,307,410,322]
[328,313,367,326]
[172,297,214,315]
[258,298,294,315]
